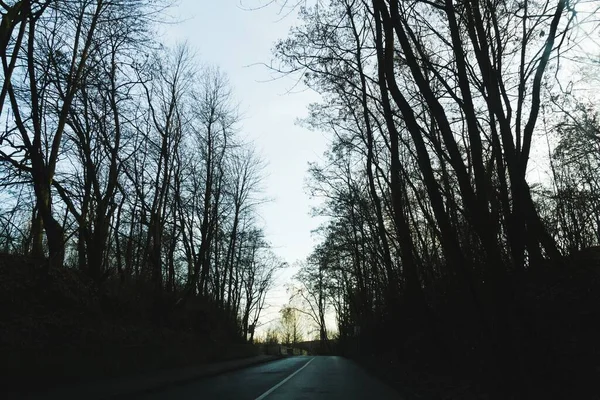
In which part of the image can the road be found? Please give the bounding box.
[134,356,401,399]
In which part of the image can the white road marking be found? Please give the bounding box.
[254,357,315,400]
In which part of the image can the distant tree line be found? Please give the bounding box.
[274,0,600,391]
[0,0,281,339]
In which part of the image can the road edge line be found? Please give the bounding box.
[254,357,315,400]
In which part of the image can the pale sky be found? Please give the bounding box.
[162,1,328,333]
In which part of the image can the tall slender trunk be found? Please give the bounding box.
[346,3,396,291]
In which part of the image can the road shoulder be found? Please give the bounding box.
[7,355,281,400]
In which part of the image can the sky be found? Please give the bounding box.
[162,1,329,333]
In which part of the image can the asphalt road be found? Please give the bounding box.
[135,356,402,399]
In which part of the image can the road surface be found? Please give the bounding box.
[134,356,401,399]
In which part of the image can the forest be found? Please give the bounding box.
[278,0,600,397]
[1,0,600,398]
[0,0,283,385]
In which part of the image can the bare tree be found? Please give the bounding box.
[280,305,303,346]
[291,259,329,345]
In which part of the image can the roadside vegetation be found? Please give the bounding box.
[274,0,600,398]
[0,0,280,386]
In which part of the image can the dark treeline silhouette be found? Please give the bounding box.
[274,0,600,397]
[0,0,282,381]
